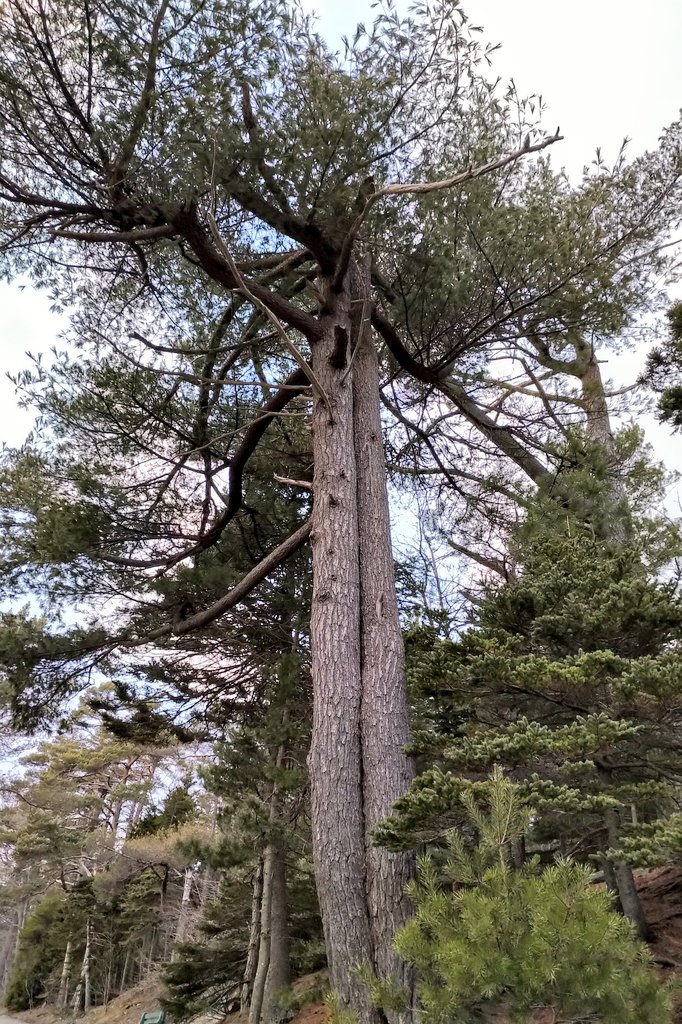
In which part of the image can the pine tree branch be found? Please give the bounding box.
[333,130,563,290]
[130,519,312,643]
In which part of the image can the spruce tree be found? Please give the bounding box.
[379,434,682,939]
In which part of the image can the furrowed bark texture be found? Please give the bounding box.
[309,267,417,1022]
[309,280,377,1021]
[352,266,416,1012]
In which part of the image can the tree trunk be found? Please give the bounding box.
[351,262,415,1013]
[309,277,377,1021]
[249,843,275,1024]
[604,806,650,940]
[119,949,130,995]
[83,919,92,1012]
[0,907,20,994]
[309,269,417,1021]
[576,354,649,941]
[173,865,194,956]
[57,939,73,1009]
[251,745,290,1024]
[71,921,91,1015]
[601,859,624,914]
[242,860,264,1011]
[262,844,290,1024]
[103,954,113,1007]
[575,339,617,454]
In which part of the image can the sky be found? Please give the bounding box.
[1,0,681,485]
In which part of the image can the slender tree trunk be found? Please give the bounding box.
[109,797,124,837]
[71,975,83,1014]
[71,921,91,1016]
[262,844,290,1024]
[351,262,415,1013]
[0,909,20,994]
[14,899,27,958]
[119,949,130,995]
[309,278,376,1021]
[251,745,291,1024]
[103,953,113,1007]
[173,866,195,956]
[83,919,92,1012]
[249,844,274,1024]
[58,939,73,1009]
[242,860,264,1011]
[604,806,650,940]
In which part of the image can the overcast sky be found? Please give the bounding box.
[2,0,681,492]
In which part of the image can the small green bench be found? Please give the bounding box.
[139,1011,166,1024]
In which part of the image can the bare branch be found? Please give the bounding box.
[334,131,563,289]
[131,519,312,643]
[51,223,175,243]
[206,212,333,418]
[274,474,312,490]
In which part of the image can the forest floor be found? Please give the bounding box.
[10,978,167,1024]
[7,973,328,1024]
[6,869,682,1024]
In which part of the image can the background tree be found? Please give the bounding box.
[378,436,682,939]
[644,301,682,432]
[0,710,211,1010]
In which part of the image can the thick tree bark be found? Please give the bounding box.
[309,279,377,1021]
[351,264,415,1014]
[574,339,617,454]
[309,269,417,1021]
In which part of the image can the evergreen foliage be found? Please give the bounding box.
[645,302,682,431]
[379,437,682,892]
[391,771,671,1024]
[163,653,323,1019]
[0,711,210,1010]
